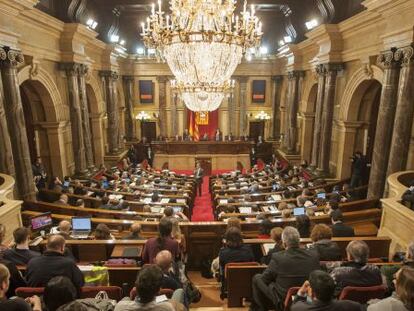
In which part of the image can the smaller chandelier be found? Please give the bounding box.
[255,110,271,120]
[136,111,151,120]
[171,80,235,112]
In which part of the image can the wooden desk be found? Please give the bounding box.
[152,141,254,154]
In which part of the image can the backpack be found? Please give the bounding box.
[57,291,116,311]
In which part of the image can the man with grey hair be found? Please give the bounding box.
[250,226,320,311]
[330,240,382,296]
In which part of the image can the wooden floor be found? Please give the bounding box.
[188,271,249,311]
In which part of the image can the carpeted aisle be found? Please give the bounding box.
[191,175,214,221]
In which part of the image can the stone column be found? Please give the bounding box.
[157,76,168,137]
[318,63,343,172]
[299,112,315,163]
[310,65,326,168]
[99,70,120,154]
[60,63,88,175]
[0,49,15,176]
[123,75,135,140]
[281,79,292,149]
[227,91,235,136]
[368,49,400,199]
[0,47,36,200]
[271,75,283,139]
[238,77,248,137]
[78,64,95,170]
[171,92,178,137]
[286,71,304,153]
[387,45,414,176]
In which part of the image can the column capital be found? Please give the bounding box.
[0,46,24,68]
[377,48,400,69]
[99,70,119,80]
[287,70,305,80]
[233,76,249,83]
[271,75,283,82]
[394,44,414,67]
[314,64,327,76]
[156,75,169,83]
[123,75,135,82]
[78,64,88,76]
[59,62,84,76]
[323,62,344,73]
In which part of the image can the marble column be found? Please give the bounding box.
[299,112,315,163]
[318,63,343,172]
[282,78,292,149]
[0,50,15,176]
[78,64,95,170]
[287,71,304,153]
[227,90,235,136]
[157,76,168,138]
[238,77,248,137]
[271,75,283,139]
[171,92,178,137]
[0,47,36,200]
[99,70,120,154]
[60,63,88,175]
[310,65,326,168]
[368,49,401,199]
[387,45,414,176]
[123,75,135,140]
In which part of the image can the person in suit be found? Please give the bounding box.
[261,227,284,265]
[330,210,355,237]
[250,147,257,168]
[146,146,154,167]
[350,151,369,188]
[183,129,192,141]
[194,162,204,196]
[250,226,320,311]
[291,270,362,311]
[330,240,382,296]
[226,132,234,141]
[214,128,222,141]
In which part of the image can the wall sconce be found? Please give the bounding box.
[255,110,271,120]
[136,111,150,121]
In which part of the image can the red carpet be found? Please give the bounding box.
[171,169,231,221]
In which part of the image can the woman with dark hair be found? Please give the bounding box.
[296,214,311,238]
[93,224,114,240]
[43,276,77,311]
[368,266,414,311]
[142,218,179,264]
[257,219,273,239]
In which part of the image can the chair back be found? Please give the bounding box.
[130,286,174,300]
[283,287,300,311]
[339,285,387,304]
[16,287,44,298]
[224,261,259,278]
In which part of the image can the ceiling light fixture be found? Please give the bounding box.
[259,46,268,55]
[136,47,145,55]
[110,34,120,43]
[305,19,318,30]
[283,36,292,43]
[86,18,98,30]
[141,0,262,111]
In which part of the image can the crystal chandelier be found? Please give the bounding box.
[141,0,262,111]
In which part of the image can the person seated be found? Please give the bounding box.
[163,206,189,222]
[43,276,77,311]
[0,263,42,311]
[296,214,311,238]
[142,218,180,264]
[53,194,69,206]
[73,198,85,207]
[401,181,414,210]
[26,235,84,297]
[282,208,293,219]
[73,180,87,195]
[257,219,273,239]
[248,181,260,194]
[325,200,339,214]
[309,224,342,261]
[368,266,414,311]
[291,270,362,311]
[330,240,382,295]
[226,132,234,141]
[200,133,209,141]
[341,183,357,202]
[155,250,182,291]
[48,176,63,192]
[115,265,186,311]
[0,257,26,298]
[101,197,124,210]
[123,223,145,240]
[250,227,320,311]
[3,227,40,265]
[330,210,355,237]
[214,128,222,141]
[0,224,8,255]
[261,227,284,265]
[93,223,115,240]
[50,220,72,239]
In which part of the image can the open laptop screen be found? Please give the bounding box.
[72,217,92,231]
[31,212,53,231]
[293,207,305,216]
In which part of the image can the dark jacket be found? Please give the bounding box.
[330,261,382,296]
[291,296,362,311]
[0,259,27,298]
[331,222,355,237]
[311,240,342,261]
[0,298,31,311]
[26,251,84,296]
[218,244,255,274]
[260,247,320,301]
[2,248,40,265]
[261,244,283,265]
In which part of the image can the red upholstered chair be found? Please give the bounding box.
[339,285,387,304]
[81,286,122,301]
[15,287,44,298]
[283,286,300,311]
[129,287,174,300]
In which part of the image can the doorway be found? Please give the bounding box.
[141,121,157,142]
[249,121,264,141]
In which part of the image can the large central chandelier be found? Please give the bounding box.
[141,0,262,111]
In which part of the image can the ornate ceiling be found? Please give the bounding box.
[36,0,365,54]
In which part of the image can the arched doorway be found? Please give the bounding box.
[20,80,52,175]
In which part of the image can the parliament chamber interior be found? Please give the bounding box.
[1,0,414,310]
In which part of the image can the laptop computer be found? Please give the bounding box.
[30,212,53,235]
[317,193,326,199]
[293,207,305,216]
[71,217,92,239]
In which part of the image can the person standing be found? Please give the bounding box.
[350,151,369,188]
[215,128,222,141]
[194,162,204,196]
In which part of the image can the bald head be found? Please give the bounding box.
[155,250,172,272]
[130,222,141,234]
[58,220,71,233]
[47,235,66,253]
[60,194,68,203]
